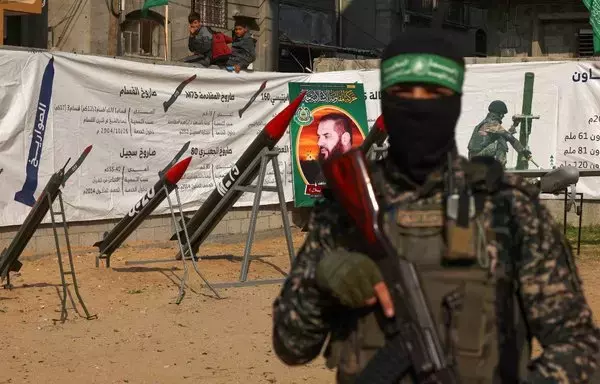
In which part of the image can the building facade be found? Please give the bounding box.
[0,0,596,73]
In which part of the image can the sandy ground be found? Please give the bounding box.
[1,228,599,384]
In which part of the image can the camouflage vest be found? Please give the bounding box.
[323,158,534,384]
[467,117,509,158]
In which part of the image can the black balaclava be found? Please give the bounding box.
[380,29,466,185]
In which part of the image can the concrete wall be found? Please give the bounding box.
[46,0,269,69]
[336,0,487,56]
[313,55,591,72]
[0,197,596,257]
[0,203,298,257]
[42,0,594,72]
[485,0,590,58]
[332,0,589,59]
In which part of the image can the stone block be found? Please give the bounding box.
[0,229,16,239]
[0,238,11,250]
[65,233,81,248]
[137,218,156,229]
[134,227,156,242]
[79,232,101,249]
[239,218,251,233]
[254,217,270,232]
[226,220,242,235]
[229,210,249,220]
[211,221,228,236]
[68,222,110,235]
[153,225,173,240]
[268,215,284,230]
[34,235,62,255]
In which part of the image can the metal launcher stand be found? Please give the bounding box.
[191,147,295,291]
[122,183,221,304]
[47,191,97,323]
[561,189,584,255]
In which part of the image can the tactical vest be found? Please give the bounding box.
[323,158,534,384]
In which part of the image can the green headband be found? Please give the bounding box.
[380,53,465,93]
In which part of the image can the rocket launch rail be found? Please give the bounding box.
[0,146,96,323]
[46,191,97,322]
[92,144,219,303]
[118,181,221,303]
[125,148,295,293]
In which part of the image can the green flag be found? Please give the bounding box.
[141,0,168,15]
[583,0,600,54]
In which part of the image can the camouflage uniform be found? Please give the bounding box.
[467,113,512,167]
[272,155,600,383]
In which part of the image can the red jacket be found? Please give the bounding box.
[212,32,232,59]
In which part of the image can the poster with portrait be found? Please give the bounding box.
[288,82,370,207]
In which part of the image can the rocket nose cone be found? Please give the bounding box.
[83,145,93,155]
[263,90,307,140]
[165,156,192,184]
[374,115,385,132]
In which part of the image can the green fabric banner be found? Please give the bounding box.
[583,0,600,54]
[142,0,168,15]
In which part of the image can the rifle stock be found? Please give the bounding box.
[321,148,459,383]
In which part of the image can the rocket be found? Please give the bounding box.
[359,115,387,154]
[170,91,307,258]
[163,75,197,113]
[93,156,192,261]
[1,145,93,283]
[239,80,267,118]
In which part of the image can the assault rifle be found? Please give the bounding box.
[321,148,459,384]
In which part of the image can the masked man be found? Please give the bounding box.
[271,29,599,383]
[467,100,532,168]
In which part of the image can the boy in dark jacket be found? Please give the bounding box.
[184,12,212,67]
[225,21,256,73]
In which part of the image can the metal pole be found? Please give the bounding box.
[116,0,123,56]
[338,0,343,45]
[578,193,583,255]
[399,0,406,32]
[239,155,269,282]
[164,4,169,61]
[563,190,568,235]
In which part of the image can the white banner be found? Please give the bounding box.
[0,49,599,227]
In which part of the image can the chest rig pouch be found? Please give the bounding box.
[389,158,501,382]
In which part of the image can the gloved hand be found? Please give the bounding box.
[316,249,394,317]
[522,149,532,159]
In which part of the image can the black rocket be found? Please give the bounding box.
[93,156,192,261]
[0,145,93,282]
[170,90,307,258]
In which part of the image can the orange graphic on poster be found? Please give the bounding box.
[295,106,365,185]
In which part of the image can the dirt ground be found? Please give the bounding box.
[1,228,600,384]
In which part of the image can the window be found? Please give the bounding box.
[405,0,469,26]
[123,20,164,57]
[578,28,594,57]
[191,0,227,28]
[475,29,487,57]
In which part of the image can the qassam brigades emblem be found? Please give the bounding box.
[294,106,313,126]
[410,57,429,76]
